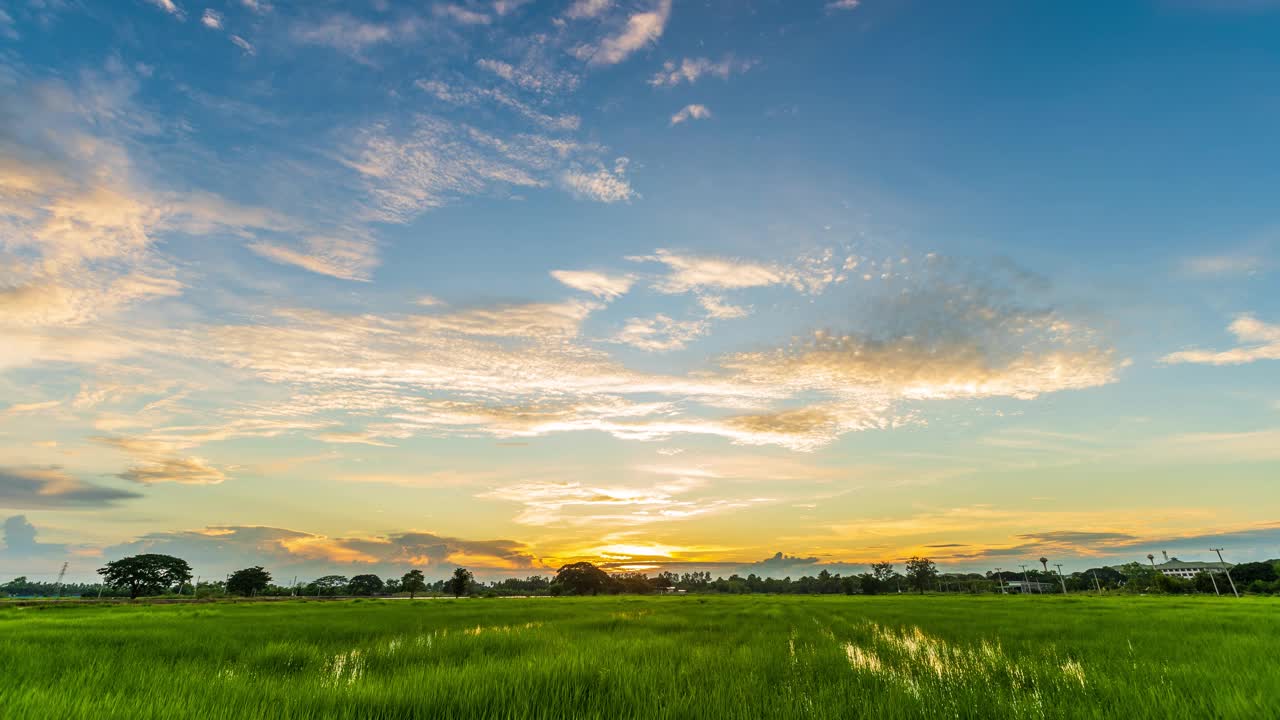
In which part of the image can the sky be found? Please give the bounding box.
[1,0,1279,583]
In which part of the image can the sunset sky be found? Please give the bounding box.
[2,0,1278,582]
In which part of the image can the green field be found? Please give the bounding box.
[2,595,1276,719]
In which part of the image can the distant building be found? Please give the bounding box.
[1153,559,1233,579]
[1000,580,1057,594]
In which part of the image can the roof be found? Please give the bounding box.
[1156,560,1233,570]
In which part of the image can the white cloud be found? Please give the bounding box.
[230,35,254,54]
[434,4,492,25]
[417,79,581,132]
[628,249,784,293]
[577,0,672,66]
[670,104,712,125]
[565,0,612,20]
[1181,254,1265,277]
[827,0,860,10]
[201,9,222,29]
[475,59,580,95]
[1162,314,1280,366]
[561,160,635,203]
[292,14,413,58]
[248,235,378,282]
[612,314,707,352]
[551,269,634,299]
[241,0,269,12]
[698,294,750,319]
[650,57,753,87]
[144,0,185,18]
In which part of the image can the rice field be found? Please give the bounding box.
[1,595,1276,719]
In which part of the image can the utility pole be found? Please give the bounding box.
[1020,564,1032,595]
[292,576,298,597]
[1054,564,1067,595]
[995,568,1006,595]
[1208,570,1220,597]
[55,562,68,600]
[1091,570,1101,594]
[1210,548,1239,598]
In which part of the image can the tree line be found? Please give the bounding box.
[3,554,1277,599]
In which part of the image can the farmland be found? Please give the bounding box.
[1,595,1276,719]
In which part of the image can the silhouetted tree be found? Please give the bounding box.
[445,567,474,597]
[554,562,611,595]
[905,556,937,595]
[349,574,384,596]
[401,569,427,599]
[98,554,192,599]
[226,566,272,597]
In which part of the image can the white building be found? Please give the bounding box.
[1153,559,1233,579]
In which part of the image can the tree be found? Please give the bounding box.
[309,575,349,596]
[554,562,610,596]
[871,562,895,582]
[905,556,937,595]
[401,569,427,599]
[226,566,272,597]
[445,567,474,598]
[98,554,192,599]
[349,574,385,596]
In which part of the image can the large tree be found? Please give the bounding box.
[445,567,474,598]
[98,554,193,600]
[226,566,272,597]
[309,575,350,596]
[554,562,611,596]
[349,574,385,596]
[905,556,938,595]
[402,569,427,599]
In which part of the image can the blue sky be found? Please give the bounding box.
[1,0,1278,582]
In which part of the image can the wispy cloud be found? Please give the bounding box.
[826,0,860,10]
[434,4,492,25]
[1181,254,1265,276]
[551,269,635,299]
[249,235,378,281]
[1162,314,1280,365]
[95,436,228,485]
[574,0,672,66]
[560,158,636,203]
[650,57,754,87]
[612,314,707,352]
[565,0,612,20]
[670,104,712,125]
[0,466,141,508]
[200,9,222,29]
[144,0,185,19]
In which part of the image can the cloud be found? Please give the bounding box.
[551,269,634,299]
[241,0,269,13]
[480,478,766,527]
[144,0,184,18]
[94,436,228,485]
[565,0,612,20]
[670,104,712,125]
[347,117,612,221]
[1,515,67,559]
[826,0,860,10]
[560,159,635,203]
[612,314,707,352]
[475,59,580,95]
[3,400,62,415]
[291,14,413,58]
[230,35,255,54]
[754,551,820,568]
[576,0,672,66]
[417,79,581,132]
[698,295,750,319]
[1162,314,1280,366]
[0,466,141,509]
[627,249,789,293]
[200,9,222,29]
[650,57,754,87]
[1181,254,1265,277]
[249,235,378,281]
[434,4,492,25]
[105,525,540,576]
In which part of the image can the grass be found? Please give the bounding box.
[1,594,1276,719]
